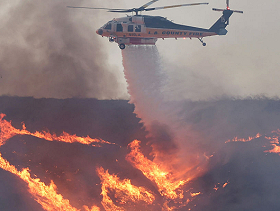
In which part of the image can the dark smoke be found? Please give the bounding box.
[0,0,122,99]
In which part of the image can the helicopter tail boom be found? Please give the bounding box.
[209,9,233,35]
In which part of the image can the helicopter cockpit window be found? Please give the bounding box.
[135,25,141,32]
[104,23,112,30]
[128,25,133,32]
[116,24,123,32]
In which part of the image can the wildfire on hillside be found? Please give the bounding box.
[0,113,203,210]
[1,113,280,210]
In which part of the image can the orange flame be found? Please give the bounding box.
[0,113,113,147]
[0,113,104,210]
[225,133,261,143]
[223,182,229,188]
[1,114,204,210]
[265,144,280,155]
[265,131,280,154]
[226,131,280,155]
[96,166,155,211]
[190,192,201,197]
[0,153,99,211]
[126,140,188,200]
[213,182,229,191]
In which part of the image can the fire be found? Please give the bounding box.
[97,167,155,211]
[0,153,94,211]
[126,140,188,200]
[223,182,229,188]
[225,133,261,143]
[213,182,229,191]
[225,131,280,155]
[1,114,203,211]
[265,132,280,155]
[190,192,201,197]
[0,113,105,210]
[265,144,280,154]
[0,113,112,147]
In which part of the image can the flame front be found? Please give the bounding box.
[225,133,261,143]
[97,167,155,211]
[0,113,112,147]
[265,130,280,155]
[0,153,89,211]
[0,114,104,210]
[226,131,280,155]
[126,140,188,200]
[0,114,204,211]
[266,144,280,154]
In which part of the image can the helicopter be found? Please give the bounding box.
[68,0,243,50]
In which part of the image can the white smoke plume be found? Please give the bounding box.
[0,0,124,99]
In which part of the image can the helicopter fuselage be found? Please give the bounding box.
[96,15,217,49]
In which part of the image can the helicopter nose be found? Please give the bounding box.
[96,29,103,35]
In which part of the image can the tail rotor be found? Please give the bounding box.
[212,0,243,25]
[209,0,243,35]
[213,0,243,14]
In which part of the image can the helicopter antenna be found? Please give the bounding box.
[67,1,209,16]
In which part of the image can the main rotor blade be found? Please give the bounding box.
[145,3,209,11]
[226,0,230,8]
[68,1,209,14]
[109,9,133,13]
[67,6,127,11]
[140,0,159,9]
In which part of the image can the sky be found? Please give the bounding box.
[0,0,279,100]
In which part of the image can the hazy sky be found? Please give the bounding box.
[0,0,279,100]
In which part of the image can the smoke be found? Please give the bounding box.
[0,0,124,99]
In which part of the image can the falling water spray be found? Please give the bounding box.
[122,45,209,183]
[122,45,167,127]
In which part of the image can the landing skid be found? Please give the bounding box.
[198,37,206,46]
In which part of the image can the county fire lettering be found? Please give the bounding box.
[148,30,204,36]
